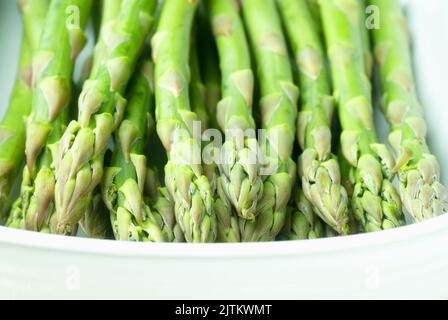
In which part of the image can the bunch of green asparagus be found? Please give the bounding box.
[0,0,446,242]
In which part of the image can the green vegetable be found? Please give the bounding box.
[197,6,221,130]
[103,60,176,242]
[358,0,373,79]
[371,0,447,221]
[278,0,350,235]
[79,190,111,239]
[78,0,123,239]
[53,0,156,235]
[288,189,324,240]
[207,0,258,242]
[190,36,209,132]
[153,0,216,243]
[0,0,49,222]
[320,0,405,232]
[240,0,297,241]
[9,0,91,231]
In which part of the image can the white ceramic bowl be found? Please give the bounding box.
[0,0,447,299]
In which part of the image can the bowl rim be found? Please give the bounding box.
[0,213,446,258]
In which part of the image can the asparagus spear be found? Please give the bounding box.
[53,0,156,235]
[79,191,111,239]
[207,0,258,241]
[320,0,405,232]
[197,7,221,130]
[371,0,448,221]
[103,61,173,241]
[8,0,91,231]
[277,0,350,235]
[152,0,216,243]
[190,28,240,242]
[77,0,123,239]
[358,0,373,79]
[288,190,324,240]
[239,0,298,241]
[305,0,322,33]
[190,37,209,132]
[1,1,49,223]
[207,0,263,224]
[19,0,49,50]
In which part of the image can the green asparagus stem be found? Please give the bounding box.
[53,0,156,235]
[2,1,49,223]
[278,185,324,241]
[305,0,322,33]
[320,0,405,232]
[191,29,240,243]
[358,0,373,79]
[8,0,90,231]
[103,61,174,241]
[278,0,351,235]
[79,191,111,239]
[240,0,297,241]
[152,0,216,243]
[288,189,324,240]
[25,0,91,174]
[371,0,448,221]
[207,0,263,224]
[190,38,209,132]
[197,8,221,130]
[90,0,123,78]
[77,0,123,239]
[20,0,49,50]
[0,2,48,222]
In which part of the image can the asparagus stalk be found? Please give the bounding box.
[278,186,324,241]
[278,0,351,235]
[371,0,448,221]
[240,0,298,241]
[191,28,240,242]
[77,0,123,239]
[152,0,216,243]
[90,0,123,78]
[0,1,48,222]
[320,0,405,232]
[25,0,92,174]
[207,0,263,242]
[197,7,221,130]
[305,0,322,33]
[8,0,91,231]
[358,0,373,79]
[19,0,49,50]
[53,0,156,235]
[190,15,239,242]
[288,190,324,240]
[79,191,111,239]
[207,0,263,224]
[190,38,209,132]
[103,61,174,241]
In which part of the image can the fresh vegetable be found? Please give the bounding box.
[0,0,49,223]
[208,0,263,224]
[53,0,156,235]
[240,0,298,241]
[103,60,177,242]
[1,0,444,242]
[278,0,350,235]
[77,0,123,238]
[8,0,91,232]
[197,8,221,131]
[371,0,448,221]
[320,0,405,232]
[152,0,216,243]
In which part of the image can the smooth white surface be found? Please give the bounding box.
[0,0,447,299]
